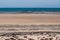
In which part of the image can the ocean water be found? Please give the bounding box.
[0,8,60,14]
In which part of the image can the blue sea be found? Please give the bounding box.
[0,8,60,14]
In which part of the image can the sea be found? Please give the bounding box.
[0,8,60,14]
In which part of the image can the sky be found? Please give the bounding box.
[0,0,60,8]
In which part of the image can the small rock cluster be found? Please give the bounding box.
[0,32,60,40]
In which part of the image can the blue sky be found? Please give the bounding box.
[0,0,60,8]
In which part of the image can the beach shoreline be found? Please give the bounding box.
[0,13,60,25]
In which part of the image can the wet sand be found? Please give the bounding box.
[0,14,60,25]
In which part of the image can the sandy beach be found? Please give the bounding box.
[0,13,60,33]
[0,14,60,25]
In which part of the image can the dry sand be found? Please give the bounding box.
[0,14,60,25]
[0,14,60,32]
